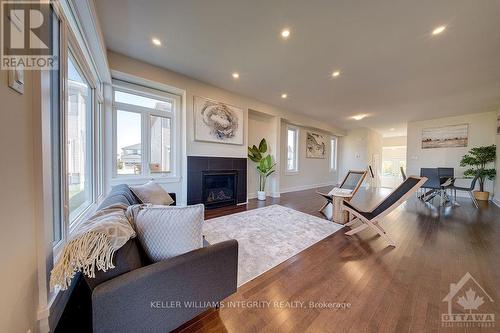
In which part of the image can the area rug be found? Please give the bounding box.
[203,205,343,286]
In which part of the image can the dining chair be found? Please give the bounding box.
[419,168,441,202]
[400,167,406,181]
[445,172,481,208]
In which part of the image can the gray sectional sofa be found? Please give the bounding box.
[56,184,238,333]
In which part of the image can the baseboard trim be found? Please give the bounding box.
[280,182,335,194]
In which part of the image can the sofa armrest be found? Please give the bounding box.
[92,239,238,333]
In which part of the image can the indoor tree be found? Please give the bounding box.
[459,144,496,193]
[248,138,276,200]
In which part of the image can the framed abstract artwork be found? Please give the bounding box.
[306,131,327,158]
[194,96,244,145]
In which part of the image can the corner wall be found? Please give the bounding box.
[407,111,497,194]
[0,70,38,332]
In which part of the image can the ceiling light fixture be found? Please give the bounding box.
[332,70,341,78]
[390,128,395,131]
[152,37,162,46]
[281,93,288,99]
[281,29,290,39]
[232,72,240,79]
[432,25,446,35]
[351,114,367,121]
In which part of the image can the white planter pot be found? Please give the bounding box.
[257,191,266,201]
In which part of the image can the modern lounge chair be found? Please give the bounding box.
[343,176,427,247]
[317,170,367,220]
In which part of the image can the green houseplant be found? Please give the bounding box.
[248,138,276,200]
[459,144,496,201]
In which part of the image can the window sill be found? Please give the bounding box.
[110,176,182,186]
[285,170,300,175]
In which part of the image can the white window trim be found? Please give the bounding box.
[111,80,181,184]
[330,136,338,171]
[35,1,109,331]
[285,125,300,174]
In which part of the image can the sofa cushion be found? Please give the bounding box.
[131,204,204,262]
[130,181,174,206]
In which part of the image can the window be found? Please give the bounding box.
[50,7,62,245]
[49,15,103,252]
[66,54,93,224]
[113,82,178,178]
[287,127,299,172]
[330,137,337,171]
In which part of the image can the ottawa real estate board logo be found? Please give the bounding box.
[442,272,495,328]
[1,1,56,70]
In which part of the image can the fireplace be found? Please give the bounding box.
[187,156,247,208]
[202,171,237,209]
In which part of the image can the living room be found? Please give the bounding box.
[1,1,499,333]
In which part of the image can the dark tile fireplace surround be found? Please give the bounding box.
[187,156,247,209]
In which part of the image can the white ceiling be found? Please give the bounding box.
[95,0,500,136]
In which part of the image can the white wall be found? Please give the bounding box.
[383,135,407,147]
[107,51,344,202]
[407,111,497,194]
[280,122,338,192]
[338,128,383,186]
[0,71,38,332]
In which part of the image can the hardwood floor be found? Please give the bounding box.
[184,187,500,332]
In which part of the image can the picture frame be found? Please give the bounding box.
[194,96,244,145]
[421,124,469,149]
[306,131,327,158]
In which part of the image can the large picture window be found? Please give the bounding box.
[113,82,178,179]
[67,54,93,223]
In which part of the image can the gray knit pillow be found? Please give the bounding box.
[130,204,204,262]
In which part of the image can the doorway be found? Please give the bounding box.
[381,146,406,188]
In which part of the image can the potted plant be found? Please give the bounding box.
[459,144,496,201]
[248,138,276,200]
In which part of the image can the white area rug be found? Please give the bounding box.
[203,205,343,286]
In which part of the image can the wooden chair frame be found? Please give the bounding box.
[343,176,427,247]
[317,169,368,215]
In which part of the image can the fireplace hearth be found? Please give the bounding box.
[203,171,237,209]
[187,156,247,208]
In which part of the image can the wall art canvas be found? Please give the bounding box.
[194,96,244,145]
[497,116,500,135]
[306,132,327,158]
[421,124,468,149]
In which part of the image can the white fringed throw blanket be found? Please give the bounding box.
[50,203,136,290]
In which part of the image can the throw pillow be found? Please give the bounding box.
[128,204,204,262]
[130,181,174,205]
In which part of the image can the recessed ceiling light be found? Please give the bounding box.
[351,114,367,121]
[281,29,290,39]
[152,37,162,46]
[332,70,341,77]
[432,25,446,35]
[390,128,395,131]
[232,72,240,79]
[281,93,288,99]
